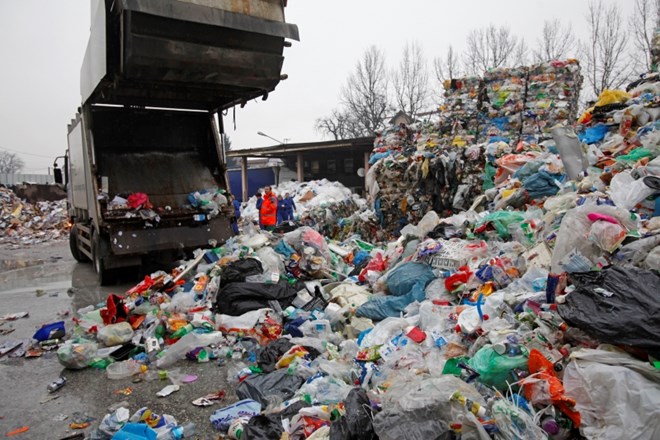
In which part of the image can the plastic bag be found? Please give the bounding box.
[100,294,129,325]
[243,414,284,440]
[356,283,426,321]
[563,348,660,440]
[386,262,436,296]
[557,266,660,357]
[373,375,484,440]
[57,339,98,370]
[215,281,298,316]
[477,211,525,239]
[329,388,377,440]
[467,345,528,390]
[295,375,353,405]
[156,332,225,368]
[255,247,285,277]
[550,203,636,273]
[236,370,304,407]
[221,258,264,287]
[97,322,134,347]
[608,171,657,210]
[588,220,627,253]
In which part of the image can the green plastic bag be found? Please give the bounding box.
[478,211,526,239]
[616,148,653,163]
[468,345,528,390]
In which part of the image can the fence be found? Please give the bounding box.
[0,173,53,185]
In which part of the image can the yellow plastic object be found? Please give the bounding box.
[594,89,631,108]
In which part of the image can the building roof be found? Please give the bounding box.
[226,136,375,158]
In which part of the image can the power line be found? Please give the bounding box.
[0,147,54,159]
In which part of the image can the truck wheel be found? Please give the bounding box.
[69,225,89,262]
[92,232,114,285]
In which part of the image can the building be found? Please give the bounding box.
[226,137,374,202]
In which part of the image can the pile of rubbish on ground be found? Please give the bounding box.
[6,63,660,439]
[0,186,69,247]
[367,60,582,237]
[240,179,378,241]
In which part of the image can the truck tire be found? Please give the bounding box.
[69,225,89,262]
[92,232,114,285]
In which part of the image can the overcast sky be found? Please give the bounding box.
[0,0,640,173]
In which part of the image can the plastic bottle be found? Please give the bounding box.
[159,423,196,439]
[106,360,146,380]
[171,324,193,339]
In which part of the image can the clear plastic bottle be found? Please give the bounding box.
[158,423,196,440]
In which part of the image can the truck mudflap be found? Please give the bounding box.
[109,217,232,256]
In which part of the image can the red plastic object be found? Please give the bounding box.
[525,349,581,427]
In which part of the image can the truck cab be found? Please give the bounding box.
[63,0,298,283]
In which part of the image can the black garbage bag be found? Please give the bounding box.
[558,266,660,357]
[258,339,295,374]
[236,369,304,407]
[330,388,378,440]
[214,280,298,316]
[221,258,263,287]
[243,414,284,440]
[372,407,451,440]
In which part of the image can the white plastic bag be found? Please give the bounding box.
[97,322,134,347]
[608,171,656,210]
[563,348,660,440]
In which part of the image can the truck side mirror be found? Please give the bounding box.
[54,167,63,185]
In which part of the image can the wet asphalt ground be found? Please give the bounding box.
[0,241,235,439]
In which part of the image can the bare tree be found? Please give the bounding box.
[0,151,25,174]
[533,19,576,62]
[463,24,519,75]
[629,0,660,72]
[392,42,430,118]
[514,38,530,66]
[315,109,362,140]
[433,45,461,83]
[581,0,632,98]
[340,45,392,135]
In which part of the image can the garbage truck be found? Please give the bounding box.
[57,0,299,283]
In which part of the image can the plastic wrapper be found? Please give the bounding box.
[57,339,98,370]
[97,322,134,347]
[210,399,261,432]
[564,348,660,440]
[558,266,660,357]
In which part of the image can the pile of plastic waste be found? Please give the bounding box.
[16,62,660,439]
[240,179,377,241]
[0,186,69,246]
[367,60,582,238]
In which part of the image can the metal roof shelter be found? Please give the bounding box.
[226,137,374,201]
